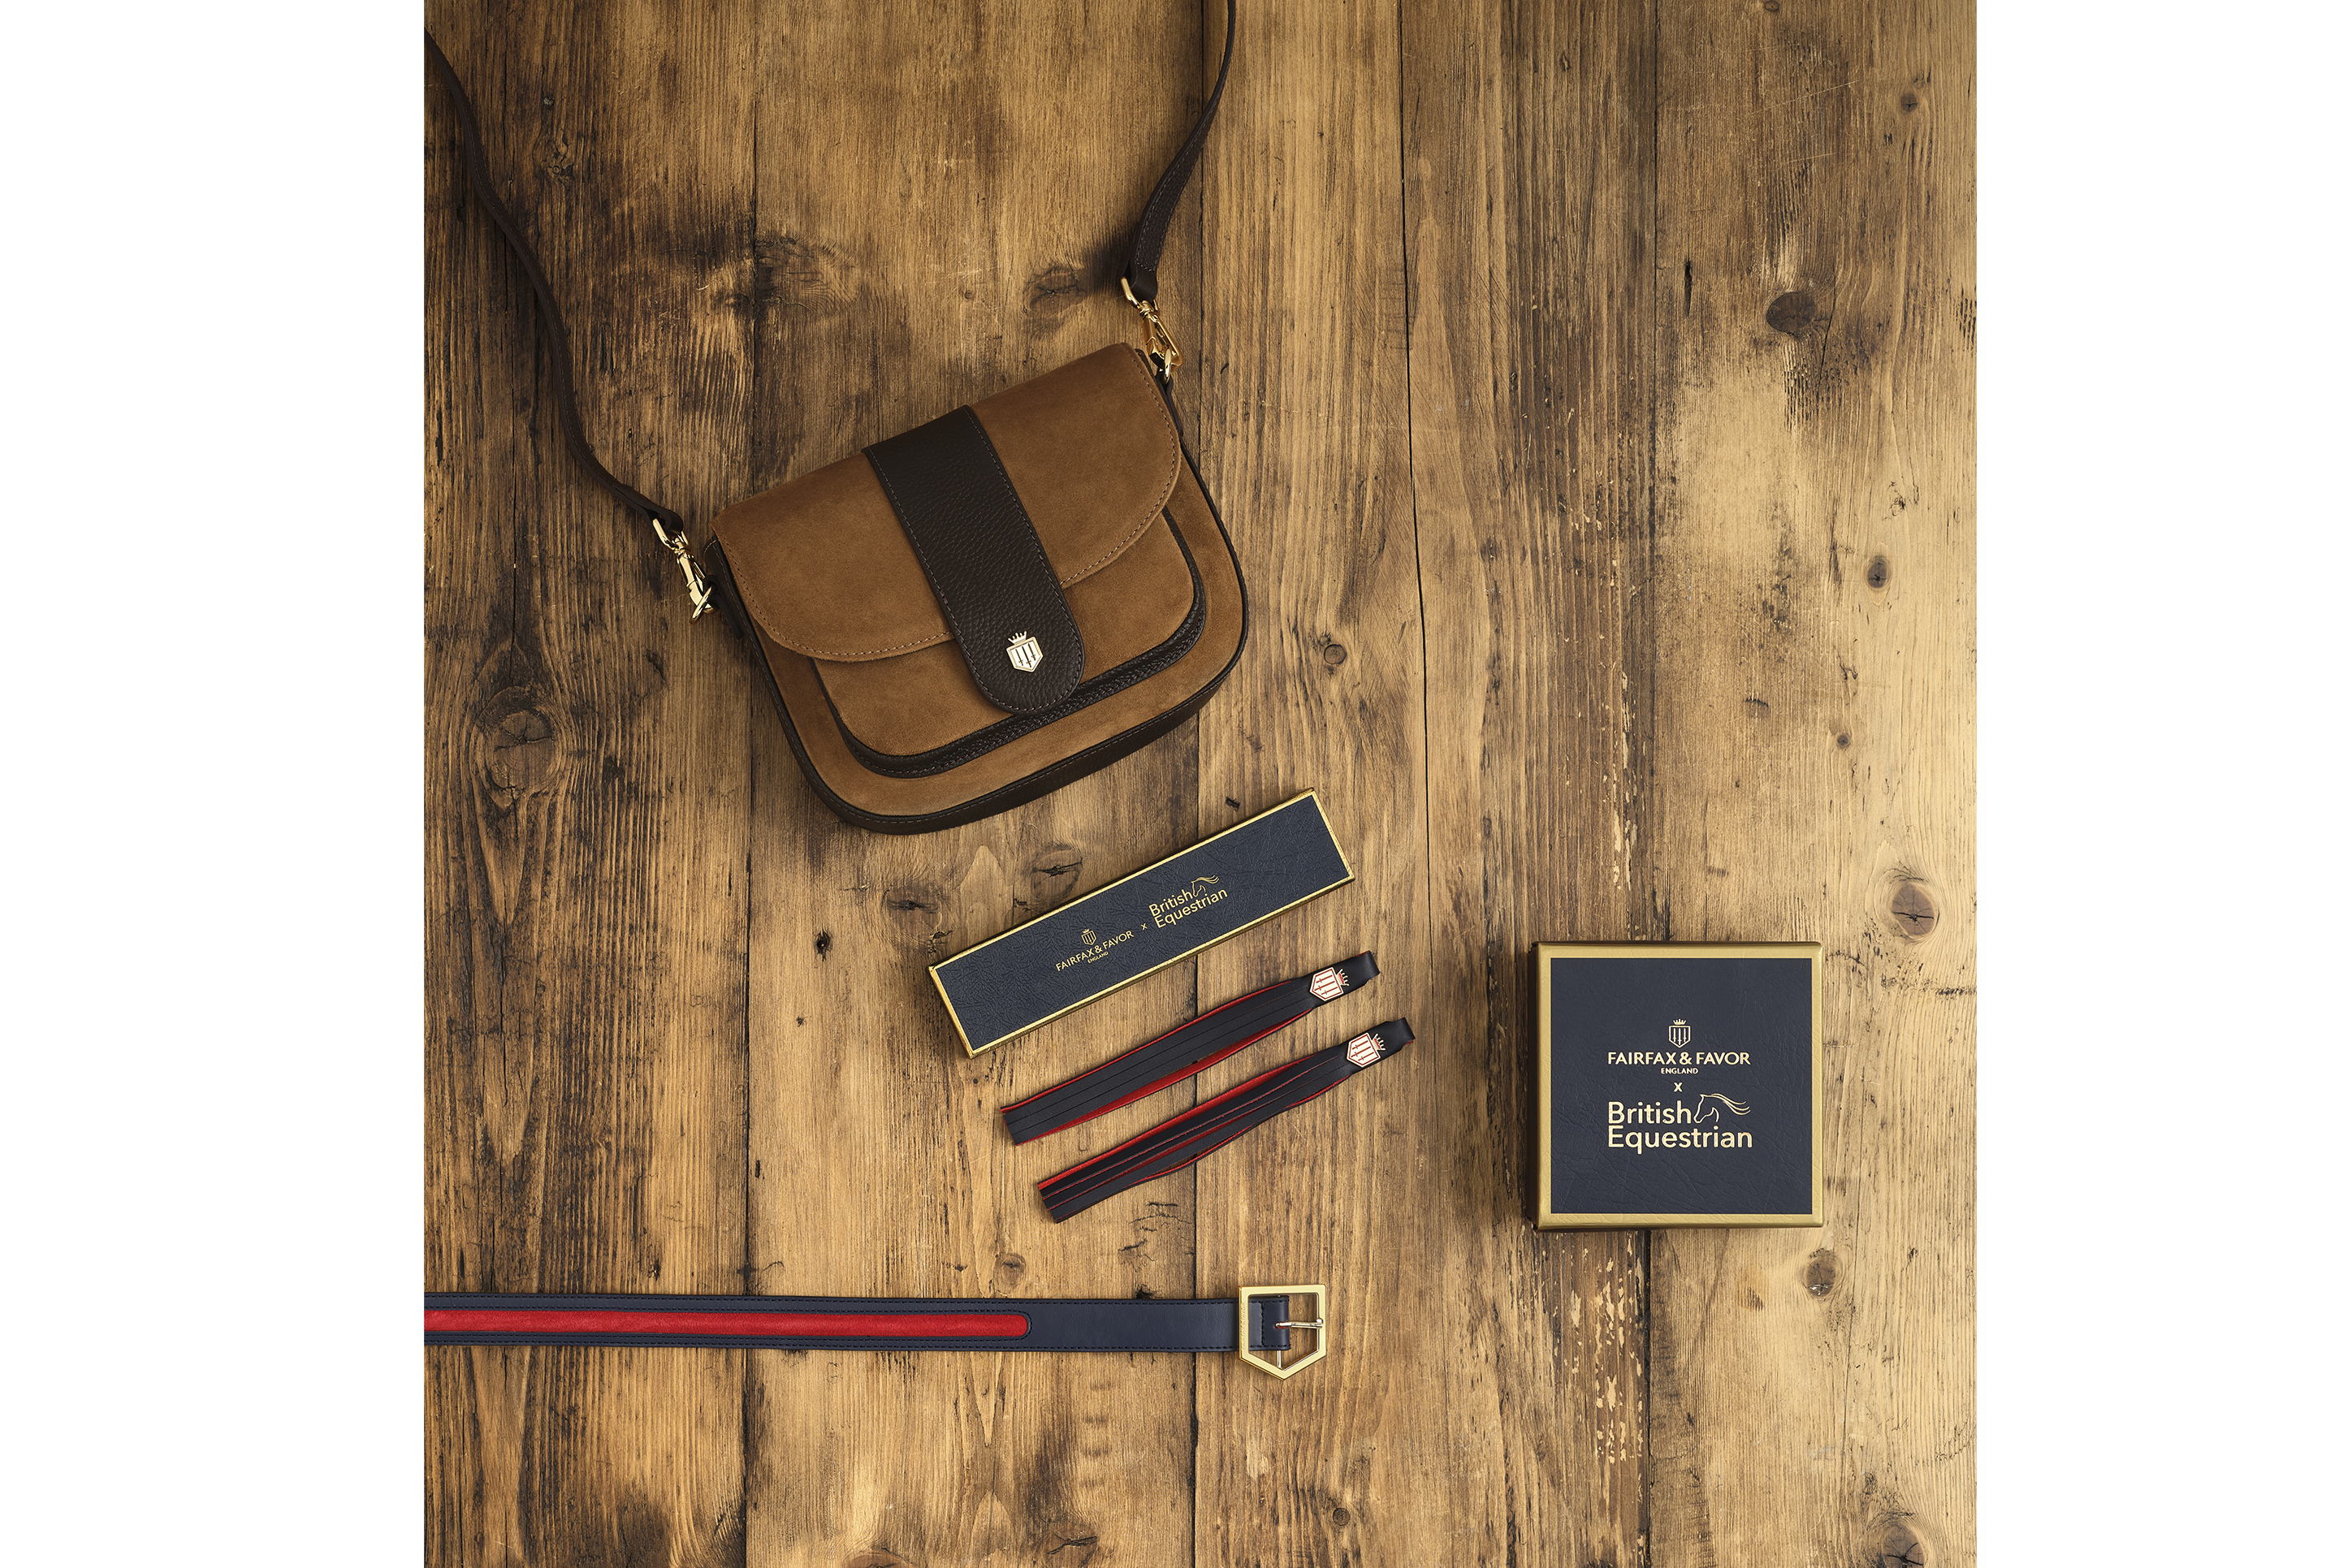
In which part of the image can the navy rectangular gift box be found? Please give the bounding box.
[931,793,1354,1056]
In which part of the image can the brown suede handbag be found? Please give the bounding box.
[426,9,1245,834]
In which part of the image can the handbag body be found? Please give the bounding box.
[427,6,1243,835]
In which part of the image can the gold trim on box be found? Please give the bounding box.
[1533,941,1824,1231]
[931,792,1353,1056]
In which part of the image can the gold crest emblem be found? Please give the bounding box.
[1345,1031,1381,1068]
[1005,631,1044,672]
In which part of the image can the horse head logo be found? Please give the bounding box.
[1692,1093,1749,1125]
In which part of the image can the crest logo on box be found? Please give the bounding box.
[1667,1018,1692,1048]
[1053,927,1135,972]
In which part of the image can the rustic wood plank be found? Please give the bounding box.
[1182,0,1453,1562]
[425,1,757,1561]
[733,2,1209,1563]
[1645,1,1977,1565]
[1403,0,1658,1562]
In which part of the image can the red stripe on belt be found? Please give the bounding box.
[425,1309,1029,1338]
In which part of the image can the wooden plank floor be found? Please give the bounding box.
[425,2,1974,1563]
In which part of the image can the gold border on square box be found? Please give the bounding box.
[1533,941,1823,1230]
[930,791,1356,1056]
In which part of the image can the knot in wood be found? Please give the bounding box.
[1875,1518,1929,1567]
[1037,1523,1100,1564]
[1025,261,1087,320]
[1766,289,1817,337]
[484,701,558,798]
[1889,881,1938,940]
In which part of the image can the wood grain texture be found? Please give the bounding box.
[734,7,1206,1562]
[425,0,1974,1562]
[1403,2,1657,1562]
[425,3,754,1562]
[1645,2,1977,1566]
[1183,0,1436,1561]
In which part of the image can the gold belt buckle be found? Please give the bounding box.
[1237,1285,1328,1380]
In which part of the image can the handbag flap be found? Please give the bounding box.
[711,345,1181,666]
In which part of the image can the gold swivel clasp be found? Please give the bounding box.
[1121,276,1182,379]
[649,515,718,620]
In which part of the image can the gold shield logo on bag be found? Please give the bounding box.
[1006,632,1044,672]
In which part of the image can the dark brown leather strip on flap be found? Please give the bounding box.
[864,408,1087,713]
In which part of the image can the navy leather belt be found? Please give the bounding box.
[426,1284,1329,1378]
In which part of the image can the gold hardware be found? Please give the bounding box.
[1121,276,1182,378]
[1237,1285,1328,1380]
[650,516,718,620]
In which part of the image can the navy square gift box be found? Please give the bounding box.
[1534,942,1822,1229]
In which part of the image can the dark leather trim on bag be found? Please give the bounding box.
[426,4,1245,834]
[862,408,1090,714]
[830,516,1208,780]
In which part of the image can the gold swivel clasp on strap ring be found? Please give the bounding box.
[649,514,718,620]
[1121,276,1182,379]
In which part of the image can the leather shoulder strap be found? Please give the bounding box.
[1123,0,1239,307]
[426,14,1237,619]
[425,35,718,620]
